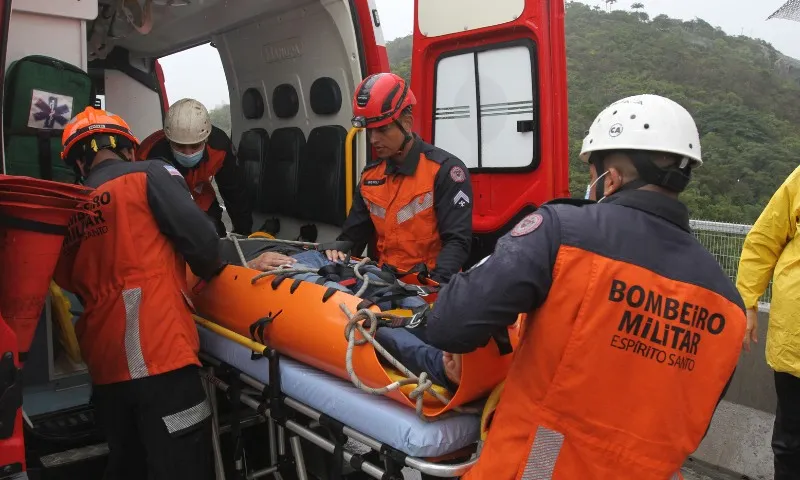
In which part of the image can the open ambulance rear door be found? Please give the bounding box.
[410,0,569,265]
[0,0,27,476]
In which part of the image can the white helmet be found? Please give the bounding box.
[164,98,212,145]
[579,94,702,167]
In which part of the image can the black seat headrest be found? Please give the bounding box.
[273,84,299,119]
[310,77,342,115]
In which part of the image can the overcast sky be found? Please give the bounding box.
[160,0,800,110]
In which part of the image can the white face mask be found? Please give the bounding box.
[584,170,610,200]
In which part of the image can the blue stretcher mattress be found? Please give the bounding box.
[197,325,481,458]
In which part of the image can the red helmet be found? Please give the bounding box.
[61,106,140,165]
[351,73,416,129]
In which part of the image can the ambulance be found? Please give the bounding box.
[0,0,568,477]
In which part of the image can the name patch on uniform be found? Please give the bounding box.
[607,279,729,373]
[164,165,182,177]
[449,165,466,183]
[510,213,542,237]
[364,178,386,186]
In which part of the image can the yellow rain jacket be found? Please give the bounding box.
[737,164,800,378]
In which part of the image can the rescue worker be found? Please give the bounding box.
[426,94,747,479]
[137,98,252,237]
[324,72,473,283]
[737,167,800,479]
[54,106,227,480]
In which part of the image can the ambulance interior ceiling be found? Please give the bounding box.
[94,0,317,58]
[92,0,364,142]
[87,0,365,241]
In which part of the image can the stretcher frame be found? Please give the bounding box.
[198,342,480,480]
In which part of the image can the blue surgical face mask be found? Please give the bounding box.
[171,148,204,168]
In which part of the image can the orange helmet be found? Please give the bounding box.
[61,106,140,165]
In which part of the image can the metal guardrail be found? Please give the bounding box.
[689,219,772,312]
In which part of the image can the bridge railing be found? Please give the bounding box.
[689,219,772,312]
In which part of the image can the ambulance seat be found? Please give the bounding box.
[263,127,305,217]
[299,125,348,226]
[296,76,347,225]
[237,128,269,212]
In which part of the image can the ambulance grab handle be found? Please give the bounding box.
[345,127,363,215]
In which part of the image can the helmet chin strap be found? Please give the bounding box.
[72,134,132,182]
[392,119,413,157]
[589,150,693,199]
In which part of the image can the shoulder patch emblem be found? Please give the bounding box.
[511,213,543,237]
[449,165,466,183]
[164,165,182,177]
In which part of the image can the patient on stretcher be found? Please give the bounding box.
[219,238,461,391]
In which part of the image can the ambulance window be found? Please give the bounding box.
[433,41,538,171]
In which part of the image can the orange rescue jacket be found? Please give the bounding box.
[339,135,473,280]
[54,159,224,385]
[427,191,746,480]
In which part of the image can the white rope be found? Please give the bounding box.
[234,236,321,248]
[353,257,392,298]
[230,235,249,267]
[242,250,466,418]
[339,304,466,418]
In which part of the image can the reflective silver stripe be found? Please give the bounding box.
[122,287,149,379]
[396,192,434,224]
[366,200,386,219]
[162,398,212,434]
[521,426,564,480]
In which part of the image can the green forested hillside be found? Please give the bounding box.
[384,2,800,224]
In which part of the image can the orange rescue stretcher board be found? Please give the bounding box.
[187,264,520,418]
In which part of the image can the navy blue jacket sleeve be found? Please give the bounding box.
[146,161,225,281]
[336,182,375,254]
[431,159,473,282]
[426,207,561,353]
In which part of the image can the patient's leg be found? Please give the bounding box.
[374,327,459,392]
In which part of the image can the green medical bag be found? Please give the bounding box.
[3,55,93,183]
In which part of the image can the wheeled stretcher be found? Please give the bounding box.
[197,323,483,479]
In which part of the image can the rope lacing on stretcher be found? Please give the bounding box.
[352,257,391,297]
[230,235,462,418]
[339,304,465,418]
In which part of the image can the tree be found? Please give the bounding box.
[208,104,231,136]
[630,2,645,20]
[605,0,617,12]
